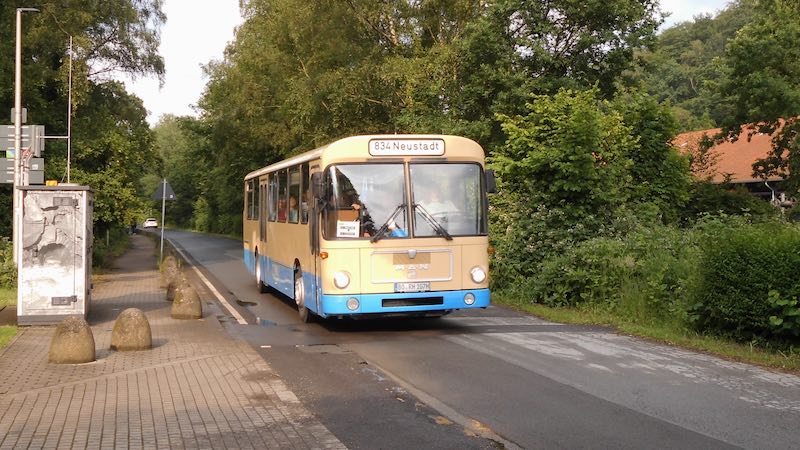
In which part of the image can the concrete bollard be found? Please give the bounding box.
[110,308,152,351]
[161,255,180,289]
[165,269,186,302]
[171,284,202,319]
[49,316,96,364]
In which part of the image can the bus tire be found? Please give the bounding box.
[255,252,268,293]
[295,267,313,323]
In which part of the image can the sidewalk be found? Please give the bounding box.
[0,234,345,449]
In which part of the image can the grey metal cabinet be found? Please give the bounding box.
[17,186,93,325]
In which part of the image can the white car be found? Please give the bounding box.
[143,218,158,228]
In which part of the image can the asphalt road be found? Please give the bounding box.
[160,229,800,449]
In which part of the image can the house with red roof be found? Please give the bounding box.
[674,127,792,206]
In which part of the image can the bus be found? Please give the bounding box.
[242,134,495,321]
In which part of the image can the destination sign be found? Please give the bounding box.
[369,139,445,156]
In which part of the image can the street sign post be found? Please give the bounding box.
[1,125,44,156]
[152,179,177,263]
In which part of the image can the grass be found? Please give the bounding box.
[0,286,15,308]
[0,287,16,350]
[0,326,16,349]
[493,291,800,374]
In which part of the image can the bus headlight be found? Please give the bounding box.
[347,297,360,311]
[333,271,350,289]
[470,266,487,284]
[464,293,476,305]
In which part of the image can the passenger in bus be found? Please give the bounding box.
[351,201,377,237]
[422,188,457,216]
[288,195,299,222]
[278,198,287,221]
[387,219,407,238]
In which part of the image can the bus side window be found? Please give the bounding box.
[301,163,310,224]
[277,169,288,222]
[288,166,300,224]
[245,180,252,220]
[268,173,277,222]
[253,179,260,220]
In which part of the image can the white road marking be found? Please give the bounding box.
[168,238,248,325]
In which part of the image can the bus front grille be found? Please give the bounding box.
[382,297,444,308]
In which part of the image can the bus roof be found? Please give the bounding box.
[244,134,485,181]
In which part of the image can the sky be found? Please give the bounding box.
[121,0,732,126]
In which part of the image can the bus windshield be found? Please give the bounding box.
[324,162,487,240]
[411,163,486,237]
[325,164,407,240]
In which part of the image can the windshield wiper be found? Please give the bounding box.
[370,204,406,243]
[414,203,453,241]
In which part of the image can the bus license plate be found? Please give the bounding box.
[394,282,430,293]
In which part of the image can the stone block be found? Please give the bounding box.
[48,316,95,364]
[110,308,152,351]
[165,269,187,302]
[171,284,202,319]
[160,255,180,288]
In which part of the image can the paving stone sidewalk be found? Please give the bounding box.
[0,234,345,450]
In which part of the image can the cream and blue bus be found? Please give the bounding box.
[242,135,495,321]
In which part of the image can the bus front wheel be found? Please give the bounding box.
[295,267,313,323]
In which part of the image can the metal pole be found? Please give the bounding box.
[13,7,39,267]
[67,36,73,183]
[13,10,23,267]
[160,178,166,263]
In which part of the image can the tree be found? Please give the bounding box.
[612,89,692,222]
[493,88,637,223]
[625,0,756,131]
[152,115,208,228]
[0,1,165,236]
[716,0,800,194]
[489,88,638,286]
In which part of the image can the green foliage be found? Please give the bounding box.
[612,90,692,222]
[0,287,14,308]
[489,88,698,289]
[626,0,755,131]
[689,220,800,342]
[767,290,800,338]
[681,182,779,222]
[152,115,208,228]
[493,88,636,223]
[715,0,800,195]
[0,1,164,238]
[0,326,16,350]
[193,197,212,232]
[522,220,698,323]
[0,237,15,288]
[92,227,130,269]
[189,0,663,235]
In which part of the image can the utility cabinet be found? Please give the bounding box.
[17,186,93,325]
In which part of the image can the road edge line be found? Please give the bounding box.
[167,238,248,325]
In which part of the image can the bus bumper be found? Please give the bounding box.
[320,288,490,317]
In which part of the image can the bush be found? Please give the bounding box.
[524,223,698,325]
[690,221,800,342]
[92,227,130,269]
[0,237,14,288]
[766,290,800,339]
[681,182,778,223]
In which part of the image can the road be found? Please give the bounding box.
[161,229,800,449]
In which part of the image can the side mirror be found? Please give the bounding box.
[485,169,497,194]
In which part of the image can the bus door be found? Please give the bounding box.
[310,170,323,312]
[259,178,267,244]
